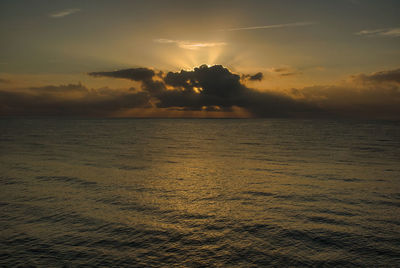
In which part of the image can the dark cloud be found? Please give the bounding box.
[0,84,151,116]
[249,72,263,81]
[89,68,155,82]
[90,64,320,117]
[2,65,400,119]
[352,68,400,84]
[242,72,263,81]
[89,68,166,95]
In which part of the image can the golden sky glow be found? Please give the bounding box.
[0,0,399,118]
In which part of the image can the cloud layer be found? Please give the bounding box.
[351,68,400,84]
[0,83,150,116]
[290,68,400,119]
[1,65,399,119]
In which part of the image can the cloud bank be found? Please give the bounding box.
[89,65,318,117]
[291,68,400,119]
[0,83,150,116]
[351,68,400,84]
[1,65,399,119]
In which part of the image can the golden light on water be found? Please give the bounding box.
[113,106,252,118]
[2,1,400,266]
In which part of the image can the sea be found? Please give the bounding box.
[1,118,399,267]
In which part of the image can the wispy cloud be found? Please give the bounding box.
[154,39,227,50]
[219,21,315,32]
[357,28,400,37]
[267,66,302,77]
[49,8,81,18]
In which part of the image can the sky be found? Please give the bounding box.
[0,0,399,119]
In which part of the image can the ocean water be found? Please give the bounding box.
[1,118,399,267]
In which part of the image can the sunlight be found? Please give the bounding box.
[162,44,226,71]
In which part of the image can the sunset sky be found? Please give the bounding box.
[1,0,399,118]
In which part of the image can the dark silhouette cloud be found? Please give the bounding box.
[89,68,166,95]
[89,64,320,117]
[242,72,264,81]
[89,68,155,82]
[249,72,264,81]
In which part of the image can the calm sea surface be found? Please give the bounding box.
[1,118,399,267]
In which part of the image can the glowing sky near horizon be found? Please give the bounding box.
[0,0,399,118]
